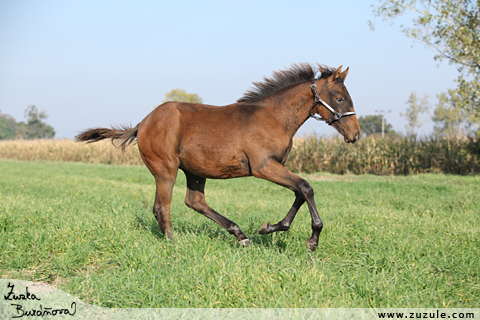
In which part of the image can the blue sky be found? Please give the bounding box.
[0,0,459,138]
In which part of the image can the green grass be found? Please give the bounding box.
[1,159,479,308]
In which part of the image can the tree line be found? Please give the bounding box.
[0,106,55,140]
[2,85,477,141]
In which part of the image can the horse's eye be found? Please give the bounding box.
[337,98,344,104]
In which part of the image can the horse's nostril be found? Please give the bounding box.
[354,132,360,142]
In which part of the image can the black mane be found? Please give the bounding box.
[237,63,336,103]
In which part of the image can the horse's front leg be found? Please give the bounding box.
[254,160,323,252]
[258,192,305,234]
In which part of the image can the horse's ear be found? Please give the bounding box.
[328,66,343,87]
[340,67,349,82]
[333,66,343,81]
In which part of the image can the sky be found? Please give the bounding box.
[0,0,460,139]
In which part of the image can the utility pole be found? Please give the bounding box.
[375,110,391,138]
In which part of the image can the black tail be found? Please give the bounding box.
[75,124,139,151]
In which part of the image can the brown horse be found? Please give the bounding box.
[75,63,360,251]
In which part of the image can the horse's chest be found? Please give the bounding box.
[276,141,294,165]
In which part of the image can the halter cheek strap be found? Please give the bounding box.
[309,83,356,125]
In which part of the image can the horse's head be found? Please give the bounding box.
[312,66,361,143]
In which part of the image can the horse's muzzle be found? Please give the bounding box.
[345,132,361,143]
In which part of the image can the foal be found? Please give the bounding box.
[76,63,360,251]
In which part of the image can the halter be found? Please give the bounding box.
[309,83,356,125]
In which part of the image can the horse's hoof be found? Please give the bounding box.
[258,222,271,234]
[239,239,251,247]
[305,240,318,252]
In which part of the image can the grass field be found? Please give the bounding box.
[1,159,479,308]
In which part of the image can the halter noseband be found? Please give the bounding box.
[309,83,356,125]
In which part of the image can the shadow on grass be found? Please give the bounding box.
[133,213,291,252]
[134,214,164,239]
[174,218,295,253]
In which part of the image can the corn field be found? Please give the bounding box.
[1,135,479,175]
[0,139,143,166]
[287,134,480,175]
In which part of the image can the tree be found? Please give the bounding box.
[432,89,475,136]
[0,110,16,140]
[357,115,395,137]
[401,92,430,135]
[162,89,203,104]
[17,105,55,139]
[370,0,480,122]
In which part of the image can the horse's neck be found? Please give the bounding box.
[269,82,315,138]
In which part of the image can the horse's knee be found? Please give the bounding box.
[299,180,314,200]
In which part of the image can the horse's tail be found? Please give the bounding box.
[75,123,139,151]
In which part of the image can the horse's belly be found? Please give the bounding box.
[179,147,250,179]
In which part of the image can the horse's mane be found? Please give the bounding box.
[237,63,336,103]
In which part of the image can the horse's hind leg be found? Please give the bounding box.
[152,171,177,240]
[259,192,305,234]
[183,170,250,246]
